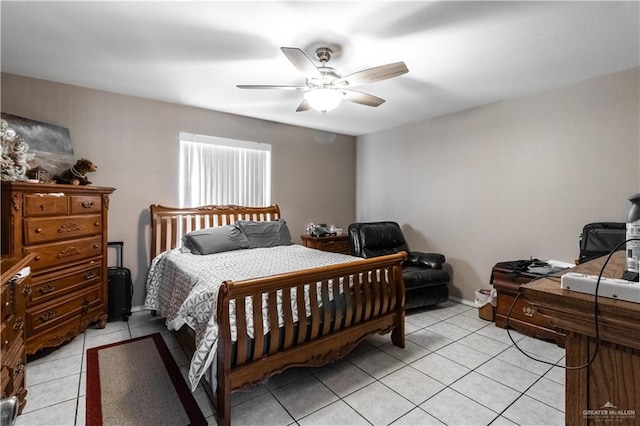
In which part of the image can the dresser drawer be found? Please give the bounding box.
[28,263,101,306]
[316,240,349,253]
[25,236,102,272]
[1,322,11,361]
[24,194,68,217]
[0,367,9,398]
[26,285,102,337]
[1,278,16,320]
[9,349,25,404]
[1,273,25,321]
[70,195,102,214]
[301,235,350,254]
[0,313,23,361]
[491,270,535,290]
[495,291,553,328]
[0,323,6,359]
[24,214,102,244]
[1,337,25,386]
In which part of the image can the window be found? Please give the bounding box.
[179,132,271,207]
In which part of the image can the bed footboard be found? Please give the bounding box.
[214,252,406,426]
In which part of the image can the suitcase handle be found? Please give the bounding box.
[108,241,124,268]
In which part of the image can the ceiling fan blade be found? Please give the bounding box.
[236,85,307,91]
[335,62,408,88]
[281,47,322,79]
[296,99,311,112]
[343,90,386,107]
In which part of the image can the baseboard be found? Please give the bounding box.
[449,296,475,308]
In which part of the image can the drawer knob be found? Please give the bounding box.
[4,300,9,308]
[39,310,57,323]
[34,255,41,261]
[83,272,96,280]
[94,222,100,226]
[39,283,56,294]
[81,201,95,208]
[13,317,23,331]
[35,228,42,233]
[2,340,9,349]
[522,306,535,317]
[93,244,99,249]
[22,285,32,297]
[82,298,90,314]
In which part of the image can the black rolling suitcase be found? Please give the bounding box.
[107,241,133,322]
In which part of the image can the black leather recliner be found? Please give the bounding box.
[348,221,450,310]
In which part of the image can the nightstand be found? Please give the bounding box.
[300,234,349,254]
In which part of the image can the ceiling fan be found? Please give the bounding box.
[237,47,409,113]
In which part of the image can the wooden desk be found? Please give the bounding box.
[491,262,565,346]
[521,251,639,425]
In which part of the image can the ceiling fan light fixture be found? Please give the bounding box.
[304,88,344,113]
[238,46,408,113]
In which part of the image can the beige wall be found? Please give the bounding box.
[3,68,638,307]
[356,67,640,303]
[1,73,357,307]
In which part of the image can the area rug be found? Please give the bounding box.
[86,333,207,426]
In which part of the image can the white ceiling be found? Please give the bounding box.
[1,1,639,136]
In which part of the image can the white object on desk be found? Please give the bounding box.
[561,272,640,303]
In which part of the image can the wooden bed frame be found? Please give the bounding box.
[149,204,406,426]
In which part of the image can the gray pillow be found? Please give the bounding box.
[235,219,292,248]
[182,224,250,255]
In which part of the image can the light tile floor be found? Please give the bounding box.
[15,301,566,425]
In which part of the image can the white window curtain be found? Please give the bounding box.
[179,133,271,207]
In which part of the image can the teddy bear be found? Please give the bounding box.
[54,158,98,185]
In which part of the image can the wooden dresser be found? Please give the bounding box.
[301,234,349,254]
[491,262,565,347]
[1,253,35,414]
[1,182,115,354]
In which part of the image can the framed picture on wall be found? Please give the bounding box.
[1,112,75,177]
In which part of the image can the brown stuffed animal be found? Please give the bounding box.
[54,158,97,185]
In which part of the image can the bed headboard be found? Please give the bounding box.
[149,204,281,259]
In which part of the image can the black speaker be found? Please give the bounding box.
[107,242,133,322]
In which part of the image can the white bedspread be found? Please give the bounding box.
[144,244,358,390]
